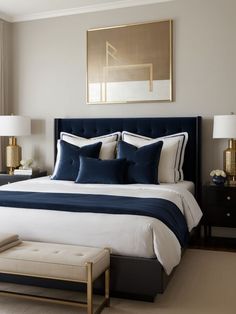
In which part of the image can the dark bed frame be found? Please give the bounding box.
[0,116,201,302]
[54,116,202,301]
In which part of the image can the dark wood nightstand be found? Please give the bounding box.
[202,184,236,239]
[0,171,47,186]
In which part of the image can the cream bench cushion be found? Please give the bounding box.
[0,241,110,282]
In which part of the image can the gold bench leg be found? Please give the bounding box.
[87,260,110,314]
[105,268,110,307]
[87,262,93,314]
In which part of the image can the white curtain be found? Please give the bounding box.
[0,20,8,171]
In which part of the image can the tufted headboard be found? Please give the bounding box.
[54,117,201,200]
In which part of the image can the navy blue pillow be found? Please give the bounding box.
[51,140,102,181]
[75,156,126,184]
[117,140,163,184]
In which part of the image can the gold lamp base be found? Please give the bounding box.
[228,176,236,186]
[224,139,236,186]
[6,137,21,175]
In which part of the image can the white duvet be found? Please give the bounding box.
[0,177,202,275]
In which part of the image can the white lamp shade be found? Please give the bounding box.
[0,115,31,136]
[213,115,236,139]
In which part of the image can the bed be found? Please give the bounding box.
[0,116,202,301]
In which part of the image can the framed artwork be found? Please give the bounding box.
[86,19,173,104]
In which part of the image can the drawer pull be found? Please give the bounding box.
[226,212,231,217]
[226,196,231,200]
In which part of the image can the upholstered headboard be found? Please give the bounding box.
[54,117,201,200]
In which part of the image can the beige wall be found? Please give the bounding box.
[0,20,12,170]
[11,0,236,182]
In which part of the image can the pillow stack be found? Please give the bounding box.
[122,131,188,183]
[51,132,122,182]
[51,130,188,185]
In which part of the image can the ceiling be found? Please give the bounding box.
[0,0,174,23]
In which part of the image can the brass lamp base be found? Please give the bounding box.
[228,178,236,186]
[227,175,236,186]
[6,137,21,175]
[224,139,236,186]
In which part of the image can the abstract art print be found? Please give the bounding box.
[87,20,173,104]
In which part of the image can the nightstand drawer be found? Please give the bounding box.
[206,188,236,206]
[205,206,236,228]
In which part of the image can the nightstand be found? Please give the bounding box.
[0,171,47,186]
[202,184,236,239]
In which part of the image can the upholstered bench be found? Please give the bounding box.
[0,241,110,314]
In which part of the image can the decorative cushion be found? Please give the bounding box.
[75,157,126,184]
[117,140,163,184]
[122,131,188,183]
[51,140,102,181]
[60,132,121,160]
[0,233,19,246]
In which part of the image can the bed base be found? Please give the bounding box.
[0,254,170,302]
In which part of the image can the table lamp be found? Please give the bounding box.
[213,114,236,185]
[0,115,31,175]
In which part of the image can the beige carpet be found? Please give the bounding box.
[0,249,235,314]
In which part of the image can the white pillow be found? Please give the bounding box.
[60,132,120,160]
[122,131,188,183]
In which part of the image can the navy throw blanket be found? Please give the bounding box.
[0,191,189,247]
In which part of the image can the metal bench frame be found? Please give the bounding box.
[0,261,110,314]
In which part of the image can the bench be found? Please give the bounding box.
[0,241,110,314]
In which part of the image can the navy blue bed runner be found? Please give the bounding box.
[0,191,189,246]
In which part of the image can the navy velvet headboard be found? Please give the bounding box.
[54,117,201,200]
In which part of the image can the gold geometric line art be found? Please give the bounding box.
[102,41,154,102]
[106,41,119,66]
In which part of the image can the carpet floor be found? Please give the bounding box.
[0,249,235,314]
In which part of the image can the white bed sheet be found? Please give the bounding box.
[161,181,195,195]
[0,177,202,275]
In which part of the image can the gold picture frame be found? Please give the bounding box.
[86,19,173,104]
